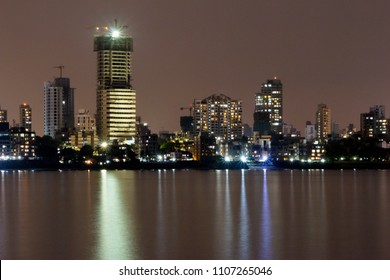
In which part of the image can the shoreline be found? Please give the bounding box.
[272,160,390,170]
[2,159,390,171]
[0,159,249,171]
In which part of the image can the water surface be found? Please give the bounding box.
[1,169,389,259]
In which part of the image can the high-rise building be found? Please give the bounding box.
[360,105,388,139]
[193,94,243,141]
[43,77,75,138]
[19,103,32,131]
[254,78,283,135]
[316,103,331,141]
[360,112,375,138]
[369,105,387,138]
[94,21,136,143]
[0,107,7,123]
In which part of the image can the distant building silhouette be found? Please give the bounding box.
[136,117,158,160]
[180,116,193,134]
[253,112,271,135]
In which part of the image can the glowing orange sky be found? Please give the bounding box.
[1,0,389,135]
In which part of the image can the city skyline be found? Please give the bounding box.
[1,0,390,136]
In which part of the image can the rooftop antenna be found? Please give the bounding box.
[54,65,65,78]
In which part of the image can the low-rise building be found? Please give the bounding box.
[10,127,36,159]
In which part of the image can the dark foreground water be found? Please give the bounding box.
[1,169,389,259]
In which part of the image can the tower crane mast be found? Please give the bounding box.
[54,65,65,78]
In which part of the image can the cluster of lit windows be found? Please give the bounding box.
[193,94,243,140]
[97,88,136,141]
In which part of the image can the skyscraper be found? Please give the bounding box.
[19,103,32,131]
[316,103,331,141]
[94,21,136,143]
[193,94,243,141]
[43,77,75,138]
[254,78,283,135]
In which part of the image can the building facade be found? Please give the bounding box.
[254,78,283,135]
[10,127,36,159]
[94,22,136,143]
[76,109,96,132]
[305,121,316,142]
[0,122,10,158]
[316,103,331,141]
[71,109,98,148]
[192,94,243,142]
[43,77,75,138]
[360,105,388,139]
[0,107,7,123]
[19,103,32,131]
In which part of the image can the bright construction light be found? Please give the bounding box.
[101,142,108,148]
[112,30,120,38]
[240,155,247,163]
[224,156,231,162]
[260,155,268,162]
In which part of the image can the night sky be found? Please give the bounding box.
[1,0,389,136]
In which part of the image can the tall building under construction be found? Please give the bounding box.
[94,21,136,143]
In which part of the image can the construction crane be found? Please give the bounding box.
[54,65,64,78]
[180,107,193,116]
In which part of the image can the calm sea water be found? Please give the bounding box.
[1,169,389,260]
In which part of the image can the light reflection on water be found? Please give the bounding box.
[98,170,133,259]
[260,169,271,259]
[1,169,390,259]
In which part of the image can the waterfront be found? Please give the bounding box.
[1,169,389,259]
